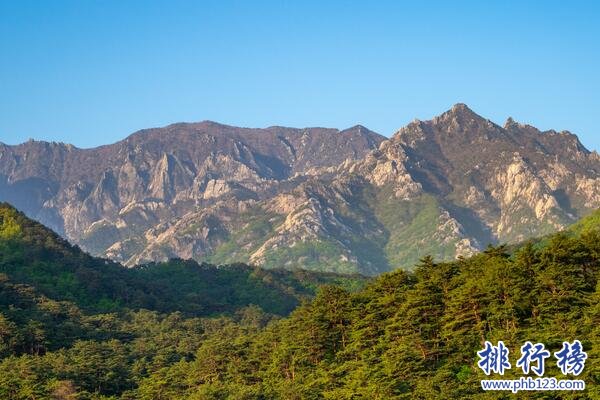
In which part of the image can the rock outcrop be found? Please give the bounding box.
[1,105,598,274]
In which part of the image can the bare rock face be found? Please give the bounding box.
[347,139,423,199]
[576,176,600,208]
[491,155,567,240]
[1,106,599,275]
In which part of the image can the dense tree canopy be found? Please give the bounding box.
[0,203,365,317]
[1,203,599,398]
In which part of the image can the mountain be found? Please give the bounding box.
[0,202,366,398]
[0,123,384,271]
[1,105,599,274]
[123,212,600,399]
[0,202,366,317]
[1,201,598,398]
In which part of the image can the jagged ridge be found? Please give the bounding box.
[1,105,599,274]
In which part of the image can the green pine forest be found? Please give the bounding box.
[1,202,600,399]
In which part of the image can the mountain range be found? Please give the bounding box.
[1,104,599,274]
[1,196,598,399]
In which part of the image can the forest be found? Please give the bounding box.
[1,203,599,399]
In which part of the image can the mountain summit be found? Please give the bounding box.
[1,106,599,274]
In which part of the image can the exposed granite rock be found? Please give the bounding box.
[1,105,598,274]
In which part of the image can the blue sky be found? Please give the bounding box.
[1,1,599,150]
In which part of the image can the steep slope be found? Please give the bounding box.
[0,123,384,266]
[1,207,598,399]
[135,211,600,399]
[1,106,599,274]
[0,203,367,398]
[0,203,366,316]
[186,105,600,273]
[382,103,597,243]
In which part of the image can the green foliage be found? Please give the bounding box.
[261,239,358,274]
[374,193,459,269]
[1,201,600,398]
[0,204,365,316]
[0,208,21,240]
[570,208,600,236]
[208,208,285,265]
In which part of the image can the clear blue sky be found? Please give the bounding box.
[1,1,599,150]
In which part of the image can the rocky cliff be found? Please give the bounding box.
[1,105,598,274]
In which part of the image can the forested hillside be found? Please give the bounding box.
[0,203,364,316]
[0,202,365,398]
[1,202,599,398]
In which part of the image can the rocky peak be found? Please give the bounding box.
[1,108,598,275]
[391,103,504,149]
[504,117,519,130]
[552,130,589,154]
[390,119,429,147]
[432,103,486,125]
